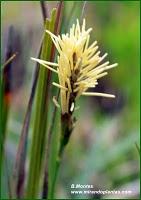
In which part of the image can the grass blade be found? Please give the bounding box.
[26,9,57,198]
[40,1,49,21]
[13,3,49,198]
[42,2,63,198]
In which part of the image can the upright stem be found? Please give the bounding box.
[42,2,63,198]
[49,113,74,199]
[59,113,73,156]
[26,10,57,198]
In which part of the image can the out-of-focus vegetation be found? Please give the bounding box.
[1,1,140,199]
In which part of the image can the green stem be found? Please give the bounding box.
[26,9,57,198]
[50,156,61,199]
[49,113,74,199]
[59,113,74,156]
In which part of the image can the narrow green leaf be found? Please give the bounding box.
[42,2,64,198]
[26,9,57,198]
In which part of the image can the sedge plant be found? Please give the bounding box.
[31,18,118,198]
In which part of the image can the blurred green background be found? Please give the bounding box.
[1,1,140,199]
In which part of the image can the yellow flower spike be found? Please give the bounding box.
[31,19,118,114]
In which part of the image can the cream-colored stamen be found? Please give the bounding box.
[82,92,115,98]
[53,96,60,108]
[31,57,58,73]
[52,82,68,91]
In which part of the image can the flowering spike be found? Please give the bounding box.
[31,19,118,114]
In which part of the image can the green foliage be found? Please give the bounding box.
[1,1,140,199]
[26,9,57,198]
